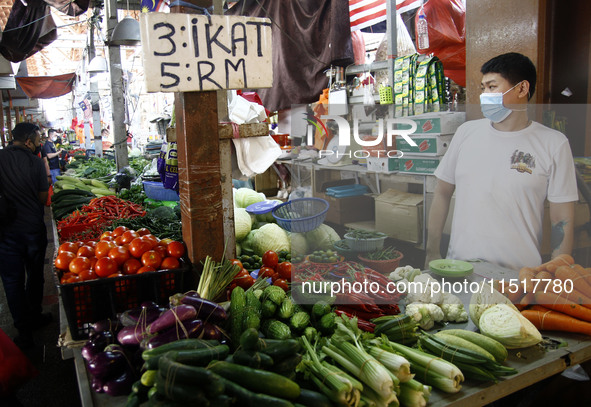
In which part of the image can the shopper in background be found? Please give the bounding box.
[0,122,52,349]
[425,52,577,271]
[42,129,64,184]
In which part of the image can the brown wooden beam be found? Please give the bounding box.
[218,123,269,140]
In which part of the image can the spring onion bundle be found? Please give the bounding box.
[385,340,463,393]
[368,347,413,383]
[197,255,241,301]
[300,336,362,407]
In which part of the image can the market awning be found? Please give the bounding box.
[15,72,76,98]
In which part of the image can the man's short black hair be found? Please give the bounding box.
[48,128,57,136]
[481,52,537,100]
[12,122,40,143]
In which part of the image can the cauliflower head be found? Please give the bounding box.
[405,302,444,330]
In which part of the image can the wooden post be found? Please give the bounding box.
[171,0,225,263]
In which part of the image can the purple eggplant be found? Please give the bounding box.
[201,322,222,341]
[91,319,121,335]
[82,331,115,361]
[102,368,136,397]
[91,376,105,393]
[119,306,165,327]
[142,319,204,350]
[147,304,197,335]
[117,325,150,346]
[169,293,227,322]
[87,350,126,380]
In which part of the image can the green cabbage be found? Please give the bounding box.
[241,230,258,253]
[252,223,291,256]
[234,188,265,208]
[479,304,542,349]
[305,224,340,252]
[234,207,253,242]
[290,232,308,256]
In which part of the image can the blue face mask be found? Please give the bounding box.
[480,82,525,123]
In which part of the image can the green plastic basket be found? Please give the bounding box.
[379,85,393,105]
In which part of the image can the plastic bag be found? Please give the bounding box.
[415,0,465,86]
[233,136,282,178]
[0,328,38,396]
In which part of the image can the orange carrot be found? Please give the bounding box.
[519,267,536,293]
[555,265,591,297]
[535,271,552,280]
[564,289,591,309]
[534,291,591,322]
[519,292,534,308]
[521,308,591,337]
[530,304,552,313]
[535,254,575,273]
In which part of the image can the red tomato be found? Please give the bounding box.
[141,250,163,269]
[121,230,140,245]
[55,252,76,271]
[77,245,95,258]
[262,251,279,269]
[167,241,186,259]
[112,226,129,238]
[69,257,91,274]
[86,240,98,249]
[236,275,255,289]
[122,258,142,275]
[159,238,174,246]
[58,242,80,255]
[142,235,160,249]
[161,257,180,270]
[233,268,249,280]
[229,259,243,271]
[95,241,115,259]
[79,268,98,281]
[114,236,126,246]
[137,266,156,274]
[129,238,152,258]
[273,278,289,291]
[136,228,151,236]
[277,261,292,281]
[95,257,118,278]
[258,266,276,279]
[108,246,131,266]
[100,231,113,241]
[60,272,80,284]
[89,257,98,270]
[154,245,168,259]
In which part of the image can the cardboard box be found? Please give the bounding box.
[395,112,465,135]
[375,189,423,244]
[254,167,279,196]
[396,134,452,156]
[366,157,398,173]
[321,193,375,225]
[399,155,442,174]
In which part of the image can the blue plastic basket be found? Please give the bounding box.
[143,181,180,201]
[272,198,329,233]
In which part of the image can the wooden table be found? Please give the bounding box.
[62,261,591,407]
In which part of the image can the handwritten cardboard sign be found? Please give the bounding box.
[139,13,273,93]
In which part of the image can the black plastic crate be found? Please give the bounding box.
[58,265,191,341]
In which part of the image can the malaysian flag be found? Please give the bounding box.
[350,0,423,31]
[141,0,170,12]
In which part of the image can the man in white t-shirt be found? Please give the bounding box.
[425,52,578,271]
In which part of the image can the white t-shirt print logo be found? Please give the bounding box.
[510,149,536,174]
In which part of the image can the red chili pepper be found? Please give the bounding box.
[337,306,384,322]
[334,310,376,332]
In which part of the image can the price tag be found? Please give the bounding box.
[139,13,273,93]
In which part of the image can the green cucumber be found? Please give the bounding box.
[433,332,496,361]
[259,338,301,360]
[240,328,260,351]
[157,355,224,396]
[207,360,301,400]
[141,370,158,387]
[440,329,508,363]
[232,349,274,369]
[231,287,247,348]
[269,353,302,376]
[216,374,295,407]
[295,388,333,407]
[155,372,210,404]
[142,338,220,360]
